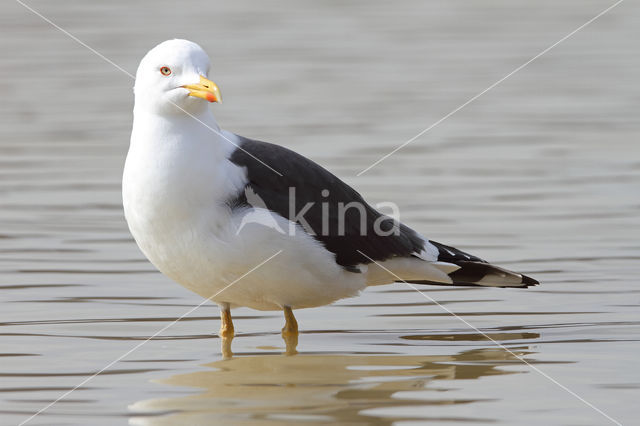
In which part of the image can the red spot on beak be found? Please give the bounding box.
[206,93,216,102]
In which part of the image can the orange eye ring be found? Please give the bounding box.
[160,66,172,76]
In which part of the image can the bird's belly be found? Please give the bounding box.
[124,202,226,292]
[125,199,367,310]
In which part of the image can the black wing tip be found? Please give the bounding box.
[404,265,540,289]
[428,240,540,288]
[520,273,540,288]
[404,279,539,289]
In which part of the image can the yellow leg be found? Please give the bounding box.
[219,304,234,359]
[282,306,298,336]
[221,334,233,359]
[219,305,234,338]
[282,306,298,355]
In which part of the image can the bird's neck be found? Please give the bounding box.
[133,105,220,134]
[130,108,228,156]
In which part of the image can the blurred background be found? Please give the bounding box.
[1,0,638,425]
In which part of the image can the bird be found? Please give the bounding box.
[123,39,538,355]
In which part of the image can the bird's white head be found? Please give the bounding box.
[133,39,221,116]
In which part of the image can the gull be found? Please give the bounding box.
[123,39,538,355]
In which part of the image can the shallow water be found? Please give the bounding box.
[1,0,639,425]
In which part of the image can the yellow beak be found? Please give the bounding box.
[182,75,222,103]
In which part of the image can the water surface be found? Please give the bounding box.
[1,0,639,425]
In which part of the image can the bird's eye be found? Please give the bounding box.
[160,66,172,76]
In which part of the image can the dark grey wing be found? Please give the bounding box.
[228,135,426,269]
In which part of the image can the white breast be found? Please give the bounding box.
[123,112,242,287]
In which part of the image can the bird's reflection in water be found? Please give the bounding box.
[130,332,538,425]
[221,328,299,359]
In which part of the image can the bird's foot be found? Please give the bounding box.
[219,305,234,358]
[219,307,235,339]
[219,324,235,339]
[281,305,298,355]
[282,330,298,356]
[281,324,298,337]
[220,334,233,359]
